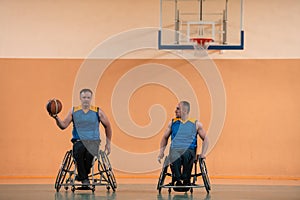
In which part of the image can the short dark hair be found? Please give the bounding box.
[180,101,190,113]
[80,88,93,95]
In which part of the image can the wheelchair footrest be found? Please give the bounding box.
[76,186,93,190]
[162,184,202,188]
[63,183,109,187]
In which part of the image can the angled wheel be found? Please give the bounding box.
[55,150,73,192]
[157,156,169,193]
[199,158,211,193]
[100,150,117,191]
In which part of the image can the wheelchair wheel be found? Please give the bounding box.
[55,150,73,192]
[199,158,211,193]
[157,156,169,193]
[100,150,117,191]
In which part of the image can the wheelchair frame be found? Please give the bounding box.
[54,149,117,192]
[157,155,211,194]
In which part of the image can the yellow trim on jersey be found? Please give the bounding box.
[73,105,98,113]
[172,118,197,124]
[73,105,82,112]
[89,105,98,112]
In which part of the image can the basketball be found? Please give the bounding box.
[46,99,62,115]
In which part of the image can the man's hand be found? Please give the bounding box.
[105,143,111,155]
[48,112,57,119]
[199,153,206,159]
[157,152,164,164]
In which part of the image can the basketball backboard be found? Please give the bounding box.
[158,0,244,50]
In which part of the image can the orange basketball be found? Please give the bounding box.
[46,99,62,115]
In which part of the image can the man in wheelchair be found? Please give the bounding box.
[158,101,209,191]
[50,89,112,187]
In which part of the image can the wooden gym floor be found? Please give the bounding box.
[0,178,299,200]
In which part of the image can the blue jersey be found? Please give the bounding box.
[170,118,198,150]
[72,105,100,141]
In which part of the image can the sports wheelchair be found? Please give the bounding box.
[157,155,211,194]
[54,149,117,192]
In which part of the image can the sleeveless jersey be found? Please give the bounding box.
[72,105,100,141]
[170,118,197,150]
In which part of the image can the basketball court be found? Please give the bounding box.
[1,0,300,199]
[0,178,299,200]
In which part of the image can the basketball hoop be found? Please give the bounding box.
[190,38,213,57]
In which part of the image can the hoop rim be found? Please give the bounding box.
[190,38,214,46]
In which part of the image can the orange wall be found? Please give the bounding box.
[1,0,299,58]
[0,58,299,179]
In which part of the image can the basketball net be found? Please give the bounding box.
[193,42,208,57]
[191,38,213,57]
